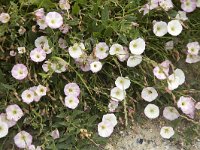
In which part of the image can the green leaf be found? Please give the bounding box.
[72,3,80,15]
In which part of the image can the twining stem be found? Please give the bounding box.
[124,96,128,127]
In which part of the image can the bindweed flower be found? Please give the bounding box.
[153,60,171,80]
[30,48,46,62]
[0,122,8,138]
[51,129,60,139]
[18,26,26,35]
[37,18,48,30]
[141,87,158,102]
[163,106,180,121]
[90,61,102,73]
[165,41,174,50]
[177,96,195,118]
[115,76,130,90]
[68,43,84,59]
[43,44,52,54]
[160,126,174,139]
[6,104,24,122]
[109,43,124,56]
[174,68,185,85]
[167,74,180,90]
[28,145,42,150]
[153,21,168,37]
[17,47,26,54]
[159,0,174,11]
[0,13,10,23]
[45,12,63,29]
[175,11,188,21]
[117,47,129,62]
[108,100,119,112]
[59,24,70,34]
[64,83,80,97]
[129,38,145,55]
[21,89,35,104]
[29,86,42,102]
[59,0,70,10]
[186,54,200,63]
[139,4,150,15]
[35,85,47,96]
[11,64,28,80]
[35,36,48,48]
[167,20,183,36]
[102,114,117,127]
[187,42,200,55]
[34,8,45,19]
[0,113,16,128]
[98,121,114,137]
[10,50,17,56]
[64,95,79,109]
[14,131,33,148]
[195,102,200,110]
[127,55,142,67]
[149,0,159,10]
[181,0,196,13]
[58,38,67,49]
[94,42,109,59]
[110,87,126,102]
[197,0,200,7]
[144,104,160,119]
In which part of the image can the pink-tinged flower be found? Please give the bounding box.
[149,0,159,10]
[159,0,174,11]
[51,129,60,139]
[0,13,10,23]
[94,42,109,59]
[64,95,79,109]
[59,24,70,34]
[0,113,16,128]
[21,89,35,104]
[186,54,200,63]
[0,122,8,138]
[30,48,46,62]
[102,114,117,127]
[177,96,195,118]
[45,12,63,29]
[10,50,17,56]
[98,121,114,137]
[163,106,180,121]
[187,42,200,55]
[108,100,119,112]
[195,102,200,110]
[14,131,32,148]
[28,145,42,150]
[64,83,80,97]
[11,64,28,80]
[139,4,150,15]
[34,8,45,19]
[6,104,24,122]
[141,87,158,102]
[37,18,48,30]
[59,0,70,10]
[35,36,48,48]
[58,38,67,49]
[29,86,42,102]
[117,47,129,62]
[36,85,47,96]
[181,0,197,13]
[153,60,171,80]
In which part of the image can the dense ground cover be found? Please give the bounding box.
[0,0,200,149]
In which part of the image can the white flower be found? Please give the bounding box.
[197,0,200,7]
[30,48,46,62]
[127,55,142,67]
[186,54,200,63]
[165,41,174,50]
[163,106,180,121]
[109,44,124,56]
[98,121,114,137]
[37,18,48,30]
[0,113,16,128]
[167,74,180,90]
[0,13,10,23]
[21,89,35,104]
[14,131,33,148]
[117,47,129,62]
[10,50,17,56]
[51,129,60,139]
[6,104,24,122]
[29,86,42,102]
[110,87,126,102]
[160,126,174,139]
[174,68,185,85]
[115,76,130,90]
[90,61,102,73]
[175,11,188,21]
[28,145,42,150]
[59,0,70,10]
[43,44,52,54]
[187,42,200,55]
[141,87,158,102]
[108,101,119,112]
[0,122,8,138]
[35,85,47,96]
[18,47,26,54]
[144,104,160,119]
[94,42,109,59]
[35,36,48,48]
[159,0,174,11]
[167,20,183,36]
[153,21,168,37]
[64,95,79,109]
[45,12,63,29]
[64,83,80,97]
[102,114,117,127]
[129,38,145,55]
[68,44,83,58]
